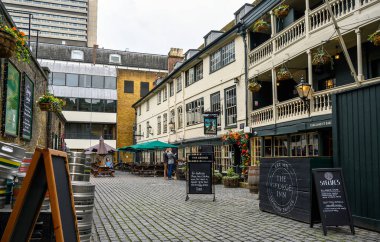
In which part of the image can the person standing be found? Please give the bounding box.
[166,148,176,180]
[163,149,168,179]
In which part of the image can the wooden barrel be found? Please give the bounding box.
[0,184,6,208]
[247,166,260,194]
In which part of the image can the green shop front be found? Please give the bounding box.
[251,114,333,223]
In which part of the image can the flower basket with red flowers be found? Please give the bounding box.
[368,30,380,46]
[274,4,290,19]
[0,19,30,62]
[37,93,66,112]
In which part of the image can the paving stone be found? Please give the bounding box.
[91,172,380,242]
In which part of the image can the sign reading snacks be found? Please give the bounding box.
[186,153,215,201]
[4,62,21,136]
[203,112,218,135]
[311,168,355,236]
[1,148,80,242]
[21,75,34,140]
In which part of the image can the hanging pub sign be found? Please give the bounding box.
[186,153,215,201]
[310,168,355,236]
[203,112,218,135]
[21,74,34,141]
[3,62,21,136]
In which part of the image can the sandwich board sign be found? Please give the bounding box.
[310,168,355,236]
[1,148,80,242]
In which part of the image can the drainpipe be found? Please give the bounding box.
[239,25,249,127]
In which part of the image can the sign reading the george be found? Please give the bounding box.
[4,62,21,136]
[188,154,213,161]
[311,168,355,236]
[188,162,213,194]
[21,75,34,140]
[267,160,298,214]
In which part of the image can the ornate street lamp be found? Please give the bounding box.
[295,76,312,115]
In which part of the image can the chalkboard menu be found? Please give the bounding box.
[188,162,212,194]
[311,168,355,235]
[4,62,20,136]
[21,75,34,140]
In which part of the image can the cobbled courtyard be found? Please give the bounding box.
[91,172,380,242]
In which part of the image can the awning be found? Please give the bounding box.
[118,140,177,151]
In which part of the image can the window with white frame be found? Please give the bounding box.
[109,54,121,64]
[146,121,150,138]
[225,86,237,126]
[186,98,204,126]
[157,116,161,135]
[176,77,182,92]
[163,86,168,101]
[170,109,175,131]
[178,106,183,129]
[163,113,168,133]
[157,91,161,104]
[138,106,141,116]
[185,62,203,87]
[71,50,84,60]
[210,92,221,126]
[138,124,142,140]
[146,99,150,111]
[210,41,235,73]
[169,82,174,97]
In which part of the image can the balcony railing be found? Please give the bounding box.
[248,0,374,68]
[250,79,380,127]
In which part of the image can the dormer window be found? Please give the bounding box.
[109,54,121,64]
[71,50,84,60]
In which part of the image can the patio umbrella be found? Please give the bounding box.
[97,136,108,155]
[84,138,116,154]
[143,140,177,150]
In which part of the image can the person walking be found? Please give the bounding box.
[166,148,176,180]
[163,149,168,179]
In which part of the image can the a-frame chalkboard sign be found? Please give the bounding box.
[310,168,355,236]
[1,148,80,242]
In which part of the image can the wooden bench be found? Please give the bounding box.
[93,166,114,177]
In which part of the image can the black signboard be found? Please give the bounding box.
[311,168,355,236]
[186,153,215,201]
[21,74,34,140]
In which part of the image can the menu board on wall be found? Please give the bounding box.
[4,62,21,136]
[21,75,34,140]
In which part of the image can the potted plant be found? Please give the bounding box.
[368,30,380,46]
[312,47,332,66]
[222,168,240,188]
[37,93,66,112]
[213,172,223,184]
[248,79,262,92]
[253,19,270,32]
[274,4,290,19]
[0,21,30,62]
[277,66,292,81]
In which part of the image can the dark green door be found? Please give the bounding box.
[333,83,380,232]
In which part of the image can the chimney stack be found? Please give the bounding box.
[167,48,184,73]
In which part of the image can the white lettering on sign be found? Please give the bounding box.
[310,120,332,128]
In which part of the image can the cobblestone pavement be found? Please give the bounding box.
[90,172,380,242]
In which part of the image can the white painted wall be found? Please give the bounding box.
[63,111,117,123]
[135,34,246,144]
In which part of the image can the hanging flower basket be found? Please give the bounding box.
[368,30,380,46]
[37,93,66,112]
[277,66,292,81]
[253,19,270,32]
[248,81,262,92]
[0,29,17,58]
[274,4,290,19]
[312,47,332,66]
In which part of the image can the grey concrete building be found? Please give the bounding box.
[3,0,98,47]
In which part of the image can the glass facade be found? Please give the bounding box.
[65,123,116,140]
[51,72,116,89]
[61,97,117,113]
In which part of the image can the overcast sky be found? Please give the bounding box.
[97,0,249,55]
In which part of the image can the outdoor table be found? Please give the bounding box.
[93,166,114,177]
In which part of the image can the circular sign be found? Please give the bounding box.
[324,172,333,180]
[267,160,298,214]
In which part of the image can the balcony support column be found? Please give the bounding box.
[270,10,276,37]
[304,0,310,37]
[356,28,364,81]
[306,49,313,86]
[271,68,278,122]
